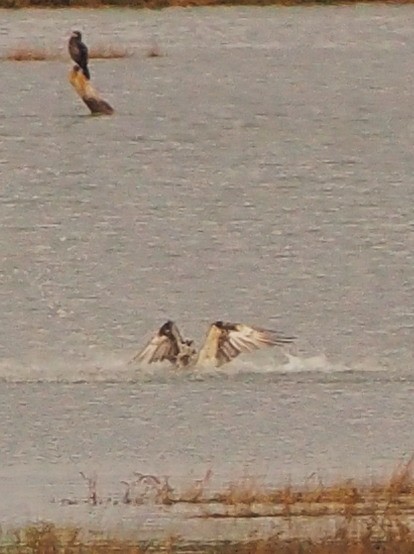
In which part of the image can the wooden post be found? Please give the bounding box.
[69,65,114,116]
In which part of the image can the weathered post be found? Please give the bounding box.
[69,65,114,116]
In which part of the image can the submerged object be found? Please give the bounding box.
[131,320,295,369]
[68,31,90,80]
[68,66,114,116]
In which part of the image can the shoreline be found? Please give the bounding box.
[1,463,413,553]
[1,0,413,9]
[3,500,414,552]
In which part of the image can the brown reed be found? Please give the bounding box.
[1,44,131,62]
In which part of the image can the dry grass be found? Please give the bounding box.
[146,42,164,58]
[1,44,131,62]
[3,521,414,553]
[386,453,414,495]
[9,524,143,554]
[212,456,414,509]
[69,457,414,511]
[2,47,60,61]
[88,43,132,59]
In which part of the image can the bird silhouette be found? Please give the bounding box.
[68,31,90,80]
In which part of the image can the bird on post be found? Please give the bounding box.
[68,31,90,80]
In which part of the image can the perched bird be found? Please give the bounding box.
[131,320,295,369]
[68,31,90,80]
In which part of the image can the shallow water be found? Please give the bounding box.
[0,4,413,535]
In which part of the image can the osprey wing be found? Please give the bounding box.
[197,321,295,368]
[78,40,89,65]
[68,33,90,80]
[195,323,222,367]
[130,321,182,365]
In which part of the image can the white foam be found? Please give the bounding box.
[0,350,388,384]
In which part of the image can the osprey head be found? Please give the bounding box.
[159,320,174,338]
[71,30,82,40]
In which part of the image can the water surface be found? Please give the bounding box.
[0,4,413,535]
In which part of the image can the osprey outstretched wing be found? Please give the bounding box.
[130,320,184,366]
[131,320,294,369]
[196,321,295,367]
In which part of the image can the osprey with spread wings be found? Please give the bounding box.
[131,320,295,369]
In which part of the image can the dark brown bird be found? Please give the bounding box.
[131,320,295,369]
[68,31,90,80]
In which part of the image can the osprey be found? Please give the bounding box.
[131,320,295,369]
[68,31,90,80]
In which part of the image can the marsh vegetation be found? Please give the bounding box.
[5,458,410,553]
[0,44,131,62]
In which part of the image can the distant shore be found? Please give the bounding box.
[0,0,412,9]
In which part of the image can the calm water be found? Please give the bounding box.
[0,5,413,534]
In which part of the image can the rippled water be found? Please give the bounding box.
[0,5,413,534]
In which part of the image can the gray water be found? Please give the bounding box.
[0,5,413,535]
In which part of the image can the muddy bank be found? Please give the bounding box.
[0,0,410,9]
